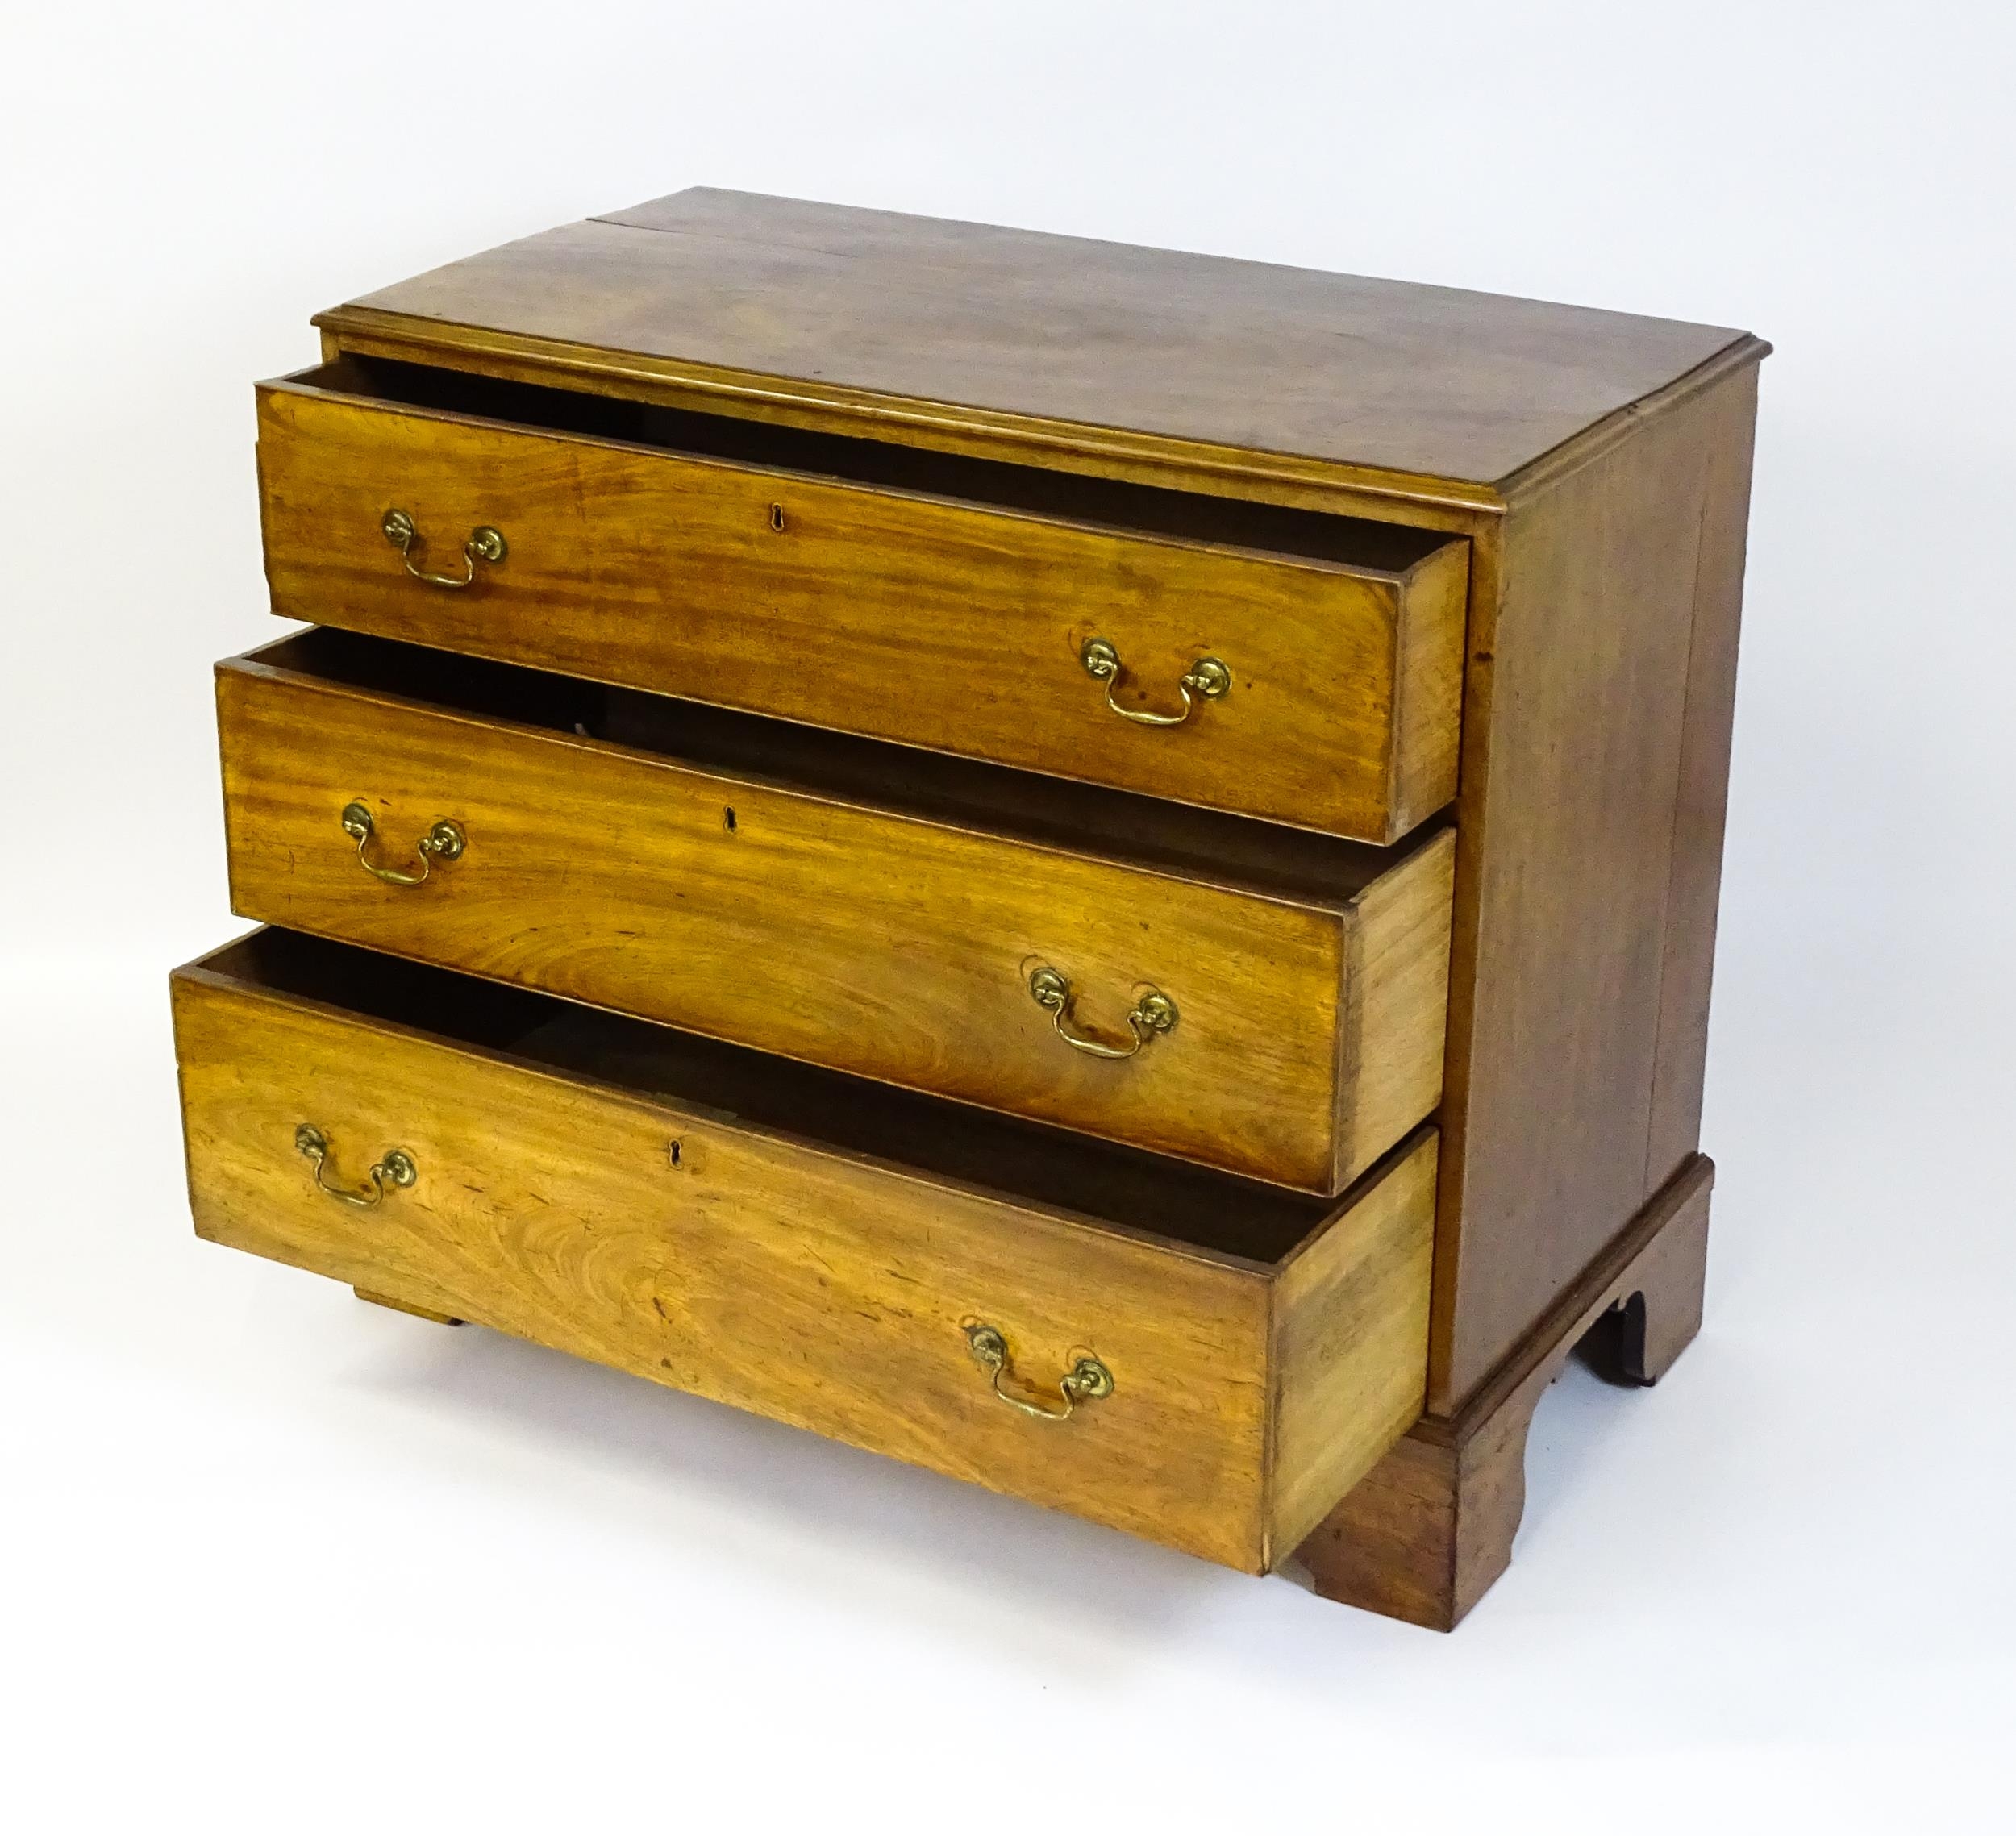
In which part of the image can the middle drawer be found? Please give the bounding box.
[217,629,1454,1194]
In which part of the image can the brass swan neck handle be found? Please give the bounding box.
[341,802,465,887]
[1027,965,1178,1060]
[381,508,506,589]
[964,1324,1113,1421]
[1080,636,1229,727]
[295,1125,417,1209]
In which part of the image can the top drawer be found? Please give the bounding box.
[256,360,1469,843]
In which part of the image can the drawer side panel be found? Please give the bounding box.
[1268,1133,1436,1561]
[1389,539,1471,833]
[1336,830,1456,1188]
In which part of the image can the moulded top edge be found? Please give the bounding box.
[319,188,1760,497]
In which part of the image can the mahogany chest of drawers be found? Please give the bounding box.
[173,189,1764,1627]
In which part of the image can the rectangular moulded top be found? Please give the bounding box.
[319,187,1762,498]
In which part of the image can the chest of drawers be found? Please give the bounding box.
[173,189,1764,1628]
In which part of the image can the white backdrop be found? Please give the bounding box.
[4,2,2012,1828]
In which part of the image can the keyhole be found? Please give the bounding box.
[723,806,737,833]
[667,1140,682,1169]
[769,502,785,532]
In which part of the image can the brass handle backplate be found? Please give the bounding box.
[381,508,506,589]
[295,1124,417,1209]
[1027,964,1177,1060]
[1081,636,1229,727]
[341,801,465,887]
[964,1323,1113,1421]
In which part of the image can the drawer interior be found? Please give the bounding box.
[210,927,1342,1266]
[249,627,1442,906]
[298,355,1457,575]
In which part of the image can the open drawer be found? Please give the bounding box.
[256,356,1468,843]
[171,928,1436,1572]
[217,629,1455,1194]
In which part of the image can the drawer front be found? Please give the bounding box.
[256,378,1468,843]
[172,967,1282,1567]
[219,658,1356,1191]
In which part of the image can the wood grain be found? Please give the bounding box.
[1644,365,1760,1184]
[1270,1134,1436,1555]
[354,1286,464,1326]
[1425,356,1763,1409]
[170,935,1439,1572]
[215,642,1452,1193]
[256,368,1468,843]
[192,194,1773,1620]
[1298,1155,1712,1628]
[319,312,1505,527]
[319,188,1747,490]
[1389,538,1472,834]
[1340,831,1456,1190]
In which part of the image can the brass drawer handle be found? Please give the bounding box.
[1081,636,1229,727]
[965,1324,1113,1421]
[341,801,465,887]
[381,508,507,589]
[1027,964,1177,1060]
[295,1124,417,1209]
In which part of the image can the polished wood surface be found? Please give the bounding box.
[1271,1135,1436,1553]
[255,363,1469,842]
[215,635,1453,1193]
[1426,356,1763,1409]
[1645,374,1760,1183]
[1298,1155,1712,1629]
[319,188,1746,492]
[177,193,1769,1626]
[1343,835,1457,1193]
[172,930,1438,1572]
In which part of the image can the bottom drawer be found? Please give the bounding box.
[170,929,1435,1572]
